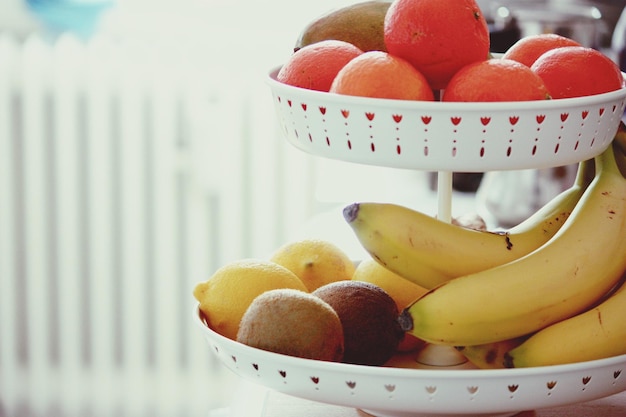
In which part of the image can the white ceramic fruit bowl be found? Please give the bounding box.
[267,67,626,172]
[196,307,626,417]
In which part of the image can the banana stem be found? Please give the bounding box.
[437,170,453,223]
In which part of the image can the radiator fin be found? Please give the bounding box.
[0,32,319,417]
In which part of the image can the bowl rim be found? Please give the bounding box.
[267,66,626,112]
[196,305,626,380]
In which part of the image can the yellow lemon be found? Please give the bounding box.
[270,239,356,292]
[193,259,307,340]
[352,258,428,311]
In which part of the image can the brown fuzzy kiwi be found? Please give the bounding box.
[237,289,344,362]
[313,280,403,366]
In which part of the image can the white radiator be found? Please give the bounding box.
[0,32,319,417]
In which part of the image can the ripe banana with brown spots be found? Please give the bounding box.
[398,142,626,346]
[504,269,626,368]
[343,157,594,289]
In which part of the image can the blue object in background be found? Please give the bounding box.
[25,0,114,38]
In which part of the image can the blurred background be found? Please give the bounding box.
[1,1,626,417]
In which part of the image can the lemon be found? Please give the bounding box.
[193,259,307,340]
[270,239,356,292]
[352,258,428,311]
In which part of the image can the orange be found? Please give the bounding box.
[270,238,356,292]
[443,58,551,102]
[502,33,581,68]
[193,259,308,340]
[383,0,490,90]
[329,51,434,101]
[531,46,624,99]
[276,39,363,92]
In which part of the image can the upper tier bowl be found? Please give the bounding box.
[267,67,626,172]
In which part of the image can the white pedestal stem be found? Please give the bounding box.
[437,170,453,223]
[415,170,466,368]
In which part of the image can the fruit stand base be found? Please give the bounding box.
[259,389,626,417]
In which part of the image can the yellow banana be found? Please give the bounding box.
[398,142,626,346]
[455,336,529,369]
[343,158,594,289]
[456,265,626,369]
[504,270,626,368]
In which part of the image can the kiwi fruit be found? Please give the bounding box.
[236,289,344,362]
[313,280,403,366]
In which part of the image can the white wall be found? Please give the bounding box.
[0,0,358,68]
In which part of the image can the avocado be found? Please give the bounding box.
[295,1,392,53]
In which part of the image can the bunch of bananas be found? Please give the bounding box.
[344,124,626,369]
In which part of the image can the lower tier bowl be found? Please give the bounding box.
[196,307,626,417]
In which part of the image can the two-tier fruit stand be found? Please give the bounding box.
[195,65,626,417]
